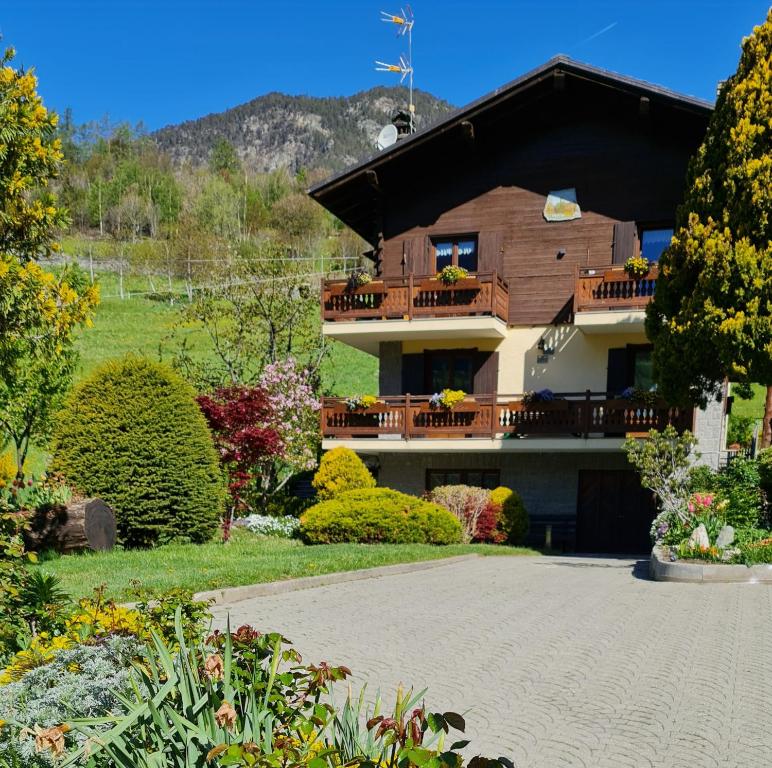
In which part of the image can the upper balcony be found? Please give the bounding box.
[321,272,509,354]
[573,265,658,333]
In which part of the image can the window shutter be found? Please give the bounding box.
[473,351,499,394]
[612,221,637,265]
[606,348,629,396]
[401,353,424,395]
[478,231,503,274]
[406,237,431,276]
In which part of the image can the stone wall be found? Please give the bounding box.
[692,388,728,470]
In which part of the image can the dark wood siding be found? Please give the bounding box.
[374,86,704,325]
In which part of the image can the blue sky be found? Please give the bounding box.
[1,1,768,130]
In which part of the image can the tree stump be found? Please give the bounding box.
[24,498,116,554]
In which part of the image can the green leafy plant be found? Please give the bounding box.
[300,488,462,545]
[717,457,762,528]
[51,358,226,548]
[490,486,529,544]
[311,447,375,500]
[624,426,698,520]
[436,265,469,285]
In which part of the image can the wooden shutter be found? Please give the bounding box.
[401,353,424,395]
[478,231,504,275]
[606,348,628,396]
[473,351,499,394]
[407,236,431,276]
[612,221,637,265]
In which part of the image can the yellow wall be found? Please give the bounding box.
[401,325,649,394]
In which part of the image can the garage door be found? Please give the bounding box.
[576,470,656,554]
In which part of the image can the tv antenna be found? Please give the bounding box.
[375,6,415,133]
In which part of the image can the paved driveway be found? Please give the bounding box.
[211,556,772,768]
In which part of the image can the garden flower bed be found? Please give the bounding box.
[650,545,772,583]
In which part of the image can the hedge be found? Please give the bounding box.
[490,486,529,544]
[312,447,375,500]
[299,488,461,545]
[51,358,225,548]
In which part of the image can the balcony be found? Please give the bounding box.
[573,265,658,333]
[321,272,509,354]
[321,391,691,449]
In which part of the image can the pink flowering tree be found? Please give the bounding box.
[257,357,321,496]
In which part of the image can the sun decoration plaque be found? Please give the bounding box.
[543,188,582,222]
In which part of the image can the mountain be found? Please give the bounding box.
[152,86,455,174]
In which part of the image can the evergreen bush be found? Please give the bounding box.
[490,486,529,544]
[51,358,225,547]
[311,447,375,500]
[300,488,461,544]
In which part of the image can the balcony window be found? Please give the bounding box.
[426,350,475,392]
[640,228,674,263]
[432,236,478,273]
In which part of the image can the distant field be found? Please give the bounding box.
[731,383,766,422]
[72,270,378,395]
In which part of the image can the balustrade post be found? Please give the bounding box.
[583,389,592,438]
[491,393,498,439]
[408,273,414,320]
[405,393,411,439]
[491,270,497,315]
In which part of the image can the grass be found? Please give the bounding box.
[70,269,378,395]
[35,531,537,601]
[731,383,766,421]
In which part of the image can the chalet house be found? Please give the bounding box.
[308,57,726,553]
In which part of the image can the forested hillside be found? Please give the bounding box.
[152,86,455,172]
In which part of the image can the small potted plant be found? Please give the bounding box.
[429,388,467,410]
[345,394,379,411]
[623,255,651,279]
[346,268,373,293]
[522,388,554,406]
[436,265,469,285]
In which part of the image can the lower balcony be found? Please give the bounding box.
[321,392,692,451]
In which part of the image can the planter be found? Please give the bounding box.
[650,545,772,583]
[328,281,385,296]
[419,277,481,292]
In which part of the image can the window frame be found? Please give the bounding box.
[425,468,501,492]
[423,348,477,393]
[430,234,479,273]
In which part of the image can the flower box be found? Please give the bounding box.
[418,277,481,292]
[328,281,385,296]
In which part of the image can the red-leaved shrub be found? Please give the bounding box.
[473,500,505,543]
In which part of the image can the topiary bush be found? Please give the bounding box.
[490,486,529,544]
[311,447,375,500]
[51,358,225,548]
[428,485,493,543]
[299,488,461,545]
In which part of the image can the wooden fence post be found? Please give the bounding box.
[583,389,592,438]
[405,394,411,439]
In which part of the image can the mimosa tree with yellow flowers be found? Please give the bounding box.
[0,47,98,474]
[646,10,772,446]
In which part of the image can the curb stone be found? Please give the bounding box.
[195,553,481,606]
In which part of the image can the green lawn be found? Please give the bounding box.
[35,533,537,601]
[731,383,766,421]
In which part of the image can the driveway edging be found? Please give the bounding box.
[650,545,772,583]
[195,553,481,605]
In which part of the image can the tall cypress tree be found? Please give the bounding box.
[647,10,772,445]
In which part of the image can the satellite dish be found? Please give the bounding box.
[376,123,398,150]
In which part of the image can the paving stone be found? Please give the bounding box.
[211,556,772,768]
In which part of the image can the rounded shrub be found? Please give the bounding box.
[490,486,529,544]
[51,358,225,548]
[312,447,375,500]
[300,487,461,545]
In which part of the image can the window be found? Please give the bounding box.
[640,227,674,263]
[425,350,475,393]
[432,236,478,272]
[426,469,500,491]
[631,347,654,390]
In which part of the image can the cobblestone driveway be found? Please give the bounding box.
[211,556,772,768]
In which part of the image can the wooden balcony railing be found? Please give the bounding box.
[574,265,659,313]
[322,272,509,323]
[321,392,692,440]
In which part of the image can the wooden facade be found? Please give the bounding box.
[310,58,711,327]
